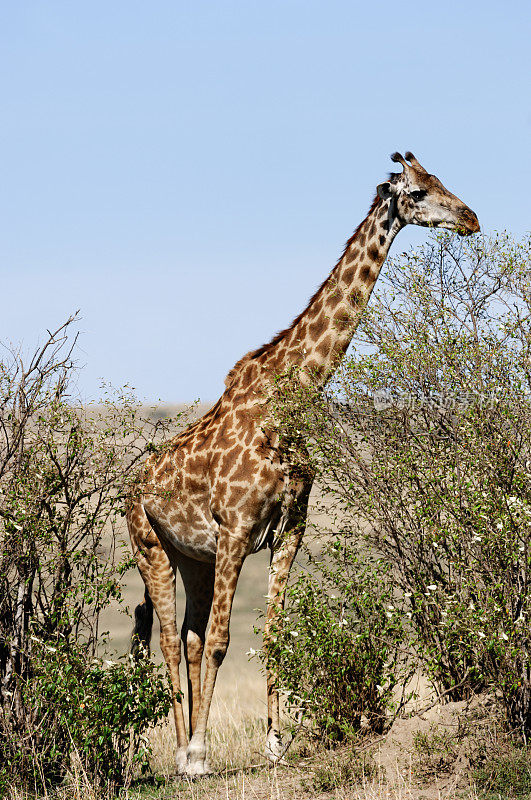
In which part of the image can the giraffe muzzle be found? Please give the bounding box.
[457,207,480,236]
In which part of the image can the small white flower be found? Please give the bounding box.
[427,585,437,591]
[500,632,509,641]
[477,631,486,639]
[404,592,412,598]
[246,648,257,656]
[387,605,395,611]
[496,522,503,530]
[290,630,299,637]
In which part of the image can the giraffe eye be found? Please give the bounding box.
[411,190,427,202]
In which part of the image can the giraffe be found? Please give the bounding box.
[127,152,479,777]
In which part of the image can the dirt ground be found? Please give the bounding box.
[136,695,491,800]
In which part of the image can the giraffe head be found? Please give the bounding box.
[377,151,479,235]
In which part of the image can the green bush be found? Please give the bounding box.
[261,541,407,742]
[271,232,531,739]
[1,642,171,791]
[0,317,186,791]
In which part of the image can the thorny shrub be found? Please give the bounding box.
[270,233,531,739]
[0,316,187,790]
[260,541,408,742]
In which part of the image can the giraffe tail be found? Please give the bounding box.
[131,587,154,658]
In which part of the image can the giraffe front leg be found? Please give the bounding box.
[264,526,305,764]
[159,621,189,774]
[185,530,248,776]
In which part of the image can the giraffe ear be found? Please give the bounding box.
[377,181,395,200]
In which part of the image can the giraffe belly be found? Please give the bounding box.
[165,527,218,563]
[144,506,218,564]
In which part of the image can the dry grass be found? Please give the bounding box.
[148,674,268,777]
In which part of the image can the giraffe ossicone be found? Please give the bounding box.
[127,151,479,777]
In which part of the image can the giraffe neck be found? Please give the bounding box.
[258,195,403,385]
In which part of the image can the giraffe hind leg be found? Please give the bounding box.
[177,554,215,738]
[127,501,189,773]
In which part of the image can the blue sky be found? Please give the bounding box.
[1,1,530,403]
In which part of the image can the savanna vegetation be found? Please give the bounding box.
[3,231,531,800]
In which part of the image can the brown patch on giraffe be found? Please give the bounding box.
[240,487,263,511]
[305,359,322,374]
[307,314,327,340]
[193,531,210,546]
[367,244,380,262]
[233,407,252,429]
[342,266,355,284]
[215,426,238,448]
[334,310,352,330]
[359,264,375,284]
[316,335,333,358]
[218,443,242,464]
[243,428,257,448]
[348,289,363,307]
[219,454,240,480]
[345,248,358,264]
[325,291,342,310]
[229,451,255,483]
[182,457,205,478]
[327,292,342,311]
[184,477,205,496]
[345,247,361,264]
[296,320,309,340]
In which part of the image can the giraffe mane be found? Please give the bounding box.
[223,192,382,388]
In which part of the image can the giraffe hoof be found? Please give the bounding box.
[176,748,188,775]
[177,759,212,779]
[177,742,212,778]
[189,759,212,777]
[264,731,289,765]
